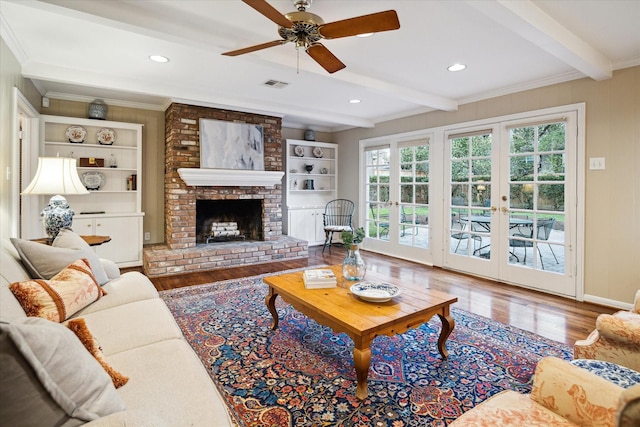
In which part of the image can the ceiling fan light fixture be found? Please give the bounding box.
[356,33,374,38]
[149,55,169,63]
[447,63,466,72]
[349,99,361,104]
[224,1,400,74]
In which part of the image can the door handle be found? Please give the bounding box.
[501,206,508,213]
[491,206,498,212]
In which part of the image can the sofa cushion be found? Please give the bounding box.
[106,338,232,426]
[0,317,125,425]
[10,235,108,285]
[74,272,159,316]
[10,259,106,322]
[67,318,129,388]
[72,298,184,357]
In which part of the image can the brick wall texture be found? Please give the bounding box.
[142,103,308,277]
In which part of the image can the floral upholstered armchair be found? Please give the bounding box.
[574,290,640,372]
[450,356,640,426]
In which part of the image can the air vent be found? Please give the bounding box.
[263,79,289,89]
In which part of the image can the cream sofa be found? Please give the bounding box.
[0,237,234,426]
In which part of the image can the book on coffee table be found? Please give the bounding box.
[303,269,337,289]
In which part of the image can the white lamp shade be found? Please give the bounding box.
[22,157,89,195]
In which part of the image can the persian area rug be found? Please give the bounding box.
[160,272,572,427]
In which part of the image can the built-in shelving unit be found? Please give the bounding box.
[40,115,144,266]
[283,139,338,246]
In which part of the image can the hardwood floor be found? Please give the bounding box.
[145,246,615,347]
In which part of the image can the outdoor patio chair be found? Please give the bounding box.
[509,217,558,269]
[322,199,354,252]
[451,214,482,254]
[369,205,389,239]
[400,206,420,237]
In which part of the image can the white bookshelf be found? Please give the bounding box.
[283,139,338,245]
[40,115,145,266]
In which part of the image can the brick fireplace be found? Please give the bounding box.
[143,103,308,277]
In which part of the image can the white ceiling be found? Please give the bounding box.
[1,0,639,132]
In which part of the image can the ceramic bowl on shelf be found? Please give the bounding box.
[313,147,323,158]
[294,145,305,157]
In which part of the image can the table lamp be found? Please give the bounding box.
[22,157,89,241]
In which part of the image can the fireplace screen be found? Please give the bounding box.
[196,199,263,244]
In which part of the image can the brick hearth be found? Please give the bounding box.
[143,103,308,277]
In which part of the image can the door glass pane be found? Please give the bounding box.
[508,122,566,273]
[510,155,534,180]
[365,147,390,240]
[398,141,430,249]
[449,133,492,258]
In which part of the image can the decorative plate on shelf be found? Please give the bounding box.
[350,281,401,303]
[96,128,117,145]
[81,171,105,190]
[66,125,87,143]
[294,145,305,157]
[313,147,323,158]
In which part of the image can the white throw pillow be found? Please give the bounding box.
[11,231,108,285]
[0,317,125,424]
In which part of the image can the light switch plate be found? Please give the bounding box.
[589,157,605,170]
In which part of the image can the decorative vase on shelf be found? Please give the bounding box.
[88,99,107,120]
[342,244,366,281]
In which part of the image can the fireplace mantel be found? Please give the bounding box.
[177,168,284,187]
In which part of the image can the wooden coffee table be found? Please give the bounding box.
[263,265,457,399]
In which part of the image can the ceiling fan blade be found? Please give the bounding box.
[306,43,346,74]
[242,0,292,28]
[222,40,285,56]
[318,10,400,39]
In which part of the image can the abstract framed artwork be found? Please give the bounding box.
[199,119,264,170]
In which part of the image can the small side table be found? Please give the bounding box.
[31,235,111,247]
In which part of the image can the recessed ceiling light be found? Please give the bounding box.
[447,63,466,72]
[349,99,361,104]
[149,55,169,63]
[357,33,374,38]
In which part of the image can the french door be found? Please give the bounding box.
[443,111,578,297]
[363,135,431,264]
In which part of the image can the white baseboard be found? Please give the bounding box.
[583,294,633,311]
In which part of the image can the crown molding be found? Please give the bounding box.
[44,91,166,111]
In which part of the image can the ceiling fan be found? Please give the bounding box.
[222,0,400,73]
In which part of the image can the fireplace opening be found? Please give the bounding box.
[196,199,263,244]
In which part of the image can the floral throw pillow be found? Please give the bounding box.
[9,258,106,322]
